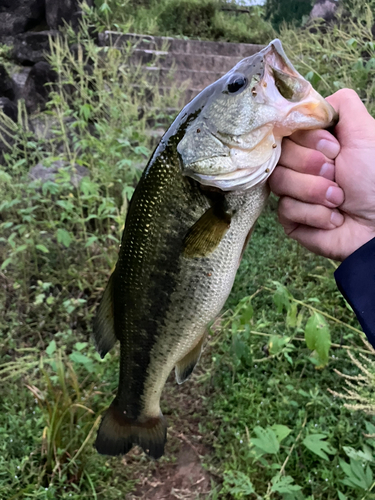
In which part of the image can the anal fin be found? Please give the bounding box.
[175,334,206,384]
[93,273,118,358]
[95,401,167,459]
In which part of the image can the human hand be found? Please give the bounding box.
[269,88,375,261]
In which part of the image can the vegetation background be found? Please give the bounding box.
[1,0,375,498]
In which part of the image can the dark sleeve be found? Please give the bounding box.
[334,237,375,348]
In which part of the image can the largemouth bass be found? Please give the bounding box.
[93,39,336,459]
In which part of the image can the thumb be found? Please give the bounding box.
[326,89,375,146]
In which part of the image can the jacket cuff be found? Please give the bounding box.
[334,237,375,348]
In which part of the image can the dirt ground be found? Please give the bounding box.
[119,352,219,500]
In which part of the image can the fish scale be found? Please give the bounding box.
[92,39,337,459]
[141,183,269,418]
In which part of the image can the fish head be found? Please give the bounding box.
[177,39,337,191]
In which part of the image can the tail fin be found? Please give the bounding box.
[95,403,167,459]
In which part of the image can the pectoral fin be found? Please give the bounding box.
[93,273,118,358]
[183,206,231,258]
[175,334,206,384]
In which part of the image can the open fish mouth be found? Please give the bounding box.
[258,40,338,133]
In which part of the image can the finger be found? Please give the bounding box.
[327,89,375,145]
[284,225,341,260]
[278,197,344,232]
[289,219,375,262]
[288,129,340,160]
[278,138,335,179]
[269,166,345,208]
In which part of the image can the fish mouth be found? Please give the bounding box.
[186,140,281,192]
[259,39,338,134]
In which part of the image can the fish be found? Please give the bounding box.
[93,39,337,459]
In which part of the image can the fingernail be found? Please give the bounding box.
[319,162,335,180]
[317,139,340,159]
[330,211,344,227]
[326,186,344,206]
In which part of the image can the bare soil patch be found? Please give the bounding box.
[117,352,219,500]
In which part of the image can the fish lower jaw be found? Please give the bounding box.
[187,144,281,191]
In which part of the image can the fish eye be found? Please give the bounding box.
[227,75,247,94]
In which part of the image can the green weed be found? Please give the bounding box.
[2,1,375,498]
[93,0,274,44]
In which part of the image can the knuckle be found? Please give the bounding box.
[336,88,358,100]
[299,209,309,227]
[301,150,325,173]
[279,196,294,215]
[307,177,329,203]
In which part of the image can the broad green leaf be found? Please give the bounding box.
[14,244,28,254]
[1,257,12,270]
[69,352,94,372]
[305,70,321,87]
[347,37,358,48]
[85,235,98,248]
[0,169,12,184]
[223,470,255,496]
[302,433,336,461]
[271,424,292,443]
[239,302,253,325]
[344,445,373,462]
[36,244,49,254]
[338,492,347,500]
[268,335,290,355]
[286,302,298,327]
[365,420,375,435]
[251,426,279,455]
[56,228,72,248]
[365,421,375,450]
[46,340,57,356]
[232,334,251,365]
[304,313,331,367]
[272,281,290,313]
[34,293,45,306]
[340,458,374,490]
[74,342,88,351]
[80,103,92,121]
[271,474,302,494]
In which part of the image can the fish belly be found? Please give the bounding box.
[141,182,268,417]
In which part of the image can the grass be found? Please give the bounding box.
[1,1,375,498]
[201,204,375,499]
[94,0,274,44]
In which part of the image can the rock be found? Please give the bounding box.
[0,0,45,40]
[12,31,60,64]
[0,64,15,100]
[0,97,18,123]
[45,0,94,30]
[29,161,90,188]
[11,67,32,101]
[24,62,58,113]
[30,115,60,142]
[310,0,339,23]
